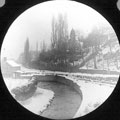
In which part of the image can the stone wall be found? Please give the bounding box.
[33,75,83,99]
[33,75,55,82]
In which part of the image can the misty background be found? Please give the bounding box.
[1,1,111,60]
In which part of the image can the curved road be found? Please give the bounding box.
[38,81,82,119]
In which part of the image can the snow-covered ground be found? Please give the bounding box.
[3,66,119,118]
[19,87,54,115]
[21,66,40,73]
[64,75,116,118]
[4,78,29,92]
[4,77,54,115]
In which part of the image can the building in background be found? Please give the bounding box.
[1,57,21,78]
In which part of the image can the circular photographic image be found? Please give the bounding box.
[0,0,120,119]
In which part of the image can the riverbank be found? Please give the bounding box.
[3,67,118,119]
[64,75,116,117]
[4,78,54,115]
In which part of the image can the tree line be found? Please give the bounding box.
[19,14,120,72]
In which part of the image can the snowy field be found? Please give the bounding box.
[3,66,119,118]
[4,77,54,115]
[64,75,116,118]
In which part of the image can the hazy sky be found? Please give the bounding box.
[1,0,112,60]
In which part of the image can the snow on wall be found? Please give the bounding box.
[70,72,119,78]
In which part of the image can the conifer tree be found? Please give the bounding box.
[24,38,30,66]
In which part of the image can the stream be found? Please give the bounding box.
[37,81,82,119]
